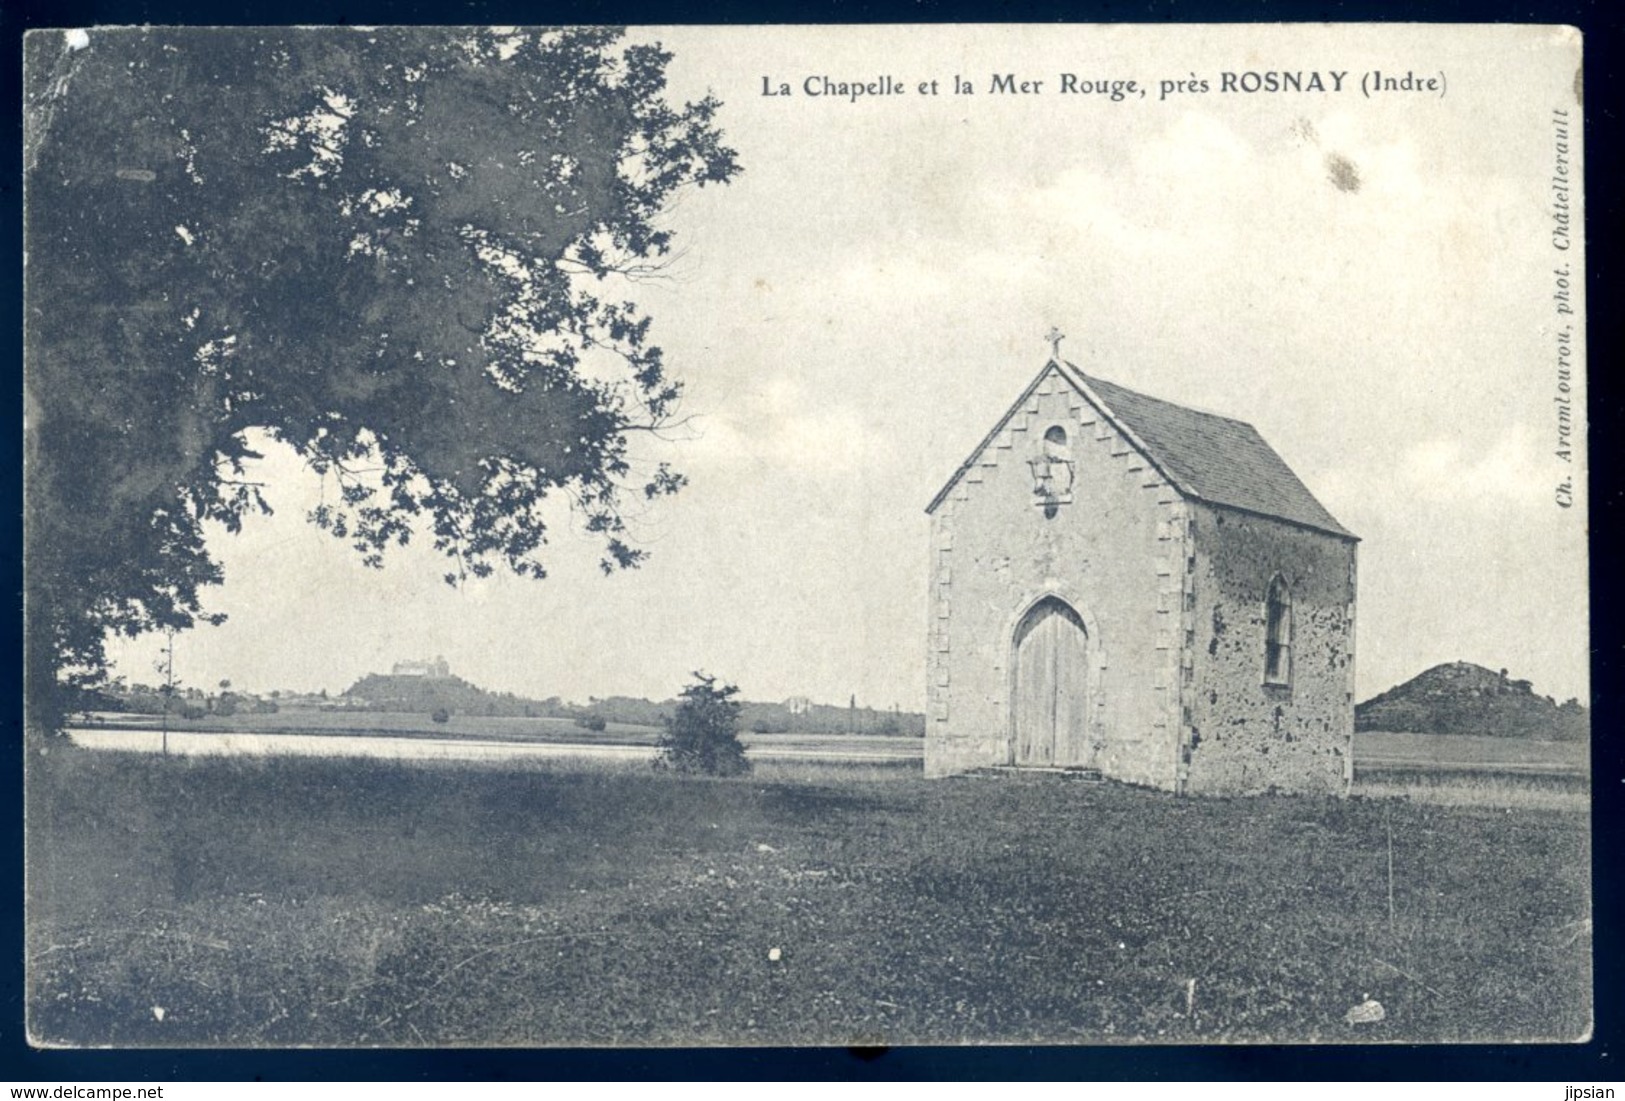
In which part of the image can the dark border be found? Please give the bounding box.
[5,0,1620,1082]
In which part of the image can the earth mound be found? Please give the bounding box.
[1355,662,1587,740]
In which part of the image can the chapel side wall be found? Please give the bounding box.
[1184,504,1356,795]
[925,369,1185,788]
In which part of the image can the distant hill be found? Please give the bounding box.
[342,674,567,718]
[1355,662,1587,740]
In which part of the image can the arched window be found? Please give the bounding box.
[1264,575,1292,685]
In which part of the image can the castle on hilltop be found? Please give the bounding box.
[391,656,451,678]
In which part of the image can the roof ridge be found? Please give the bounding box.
[1060,361,1354,541]
[1068,364,1259,429]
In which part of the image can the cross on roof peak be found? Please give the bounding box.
[1045,326,1065,361]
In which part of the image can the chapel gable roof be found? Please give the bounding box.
[926,360,1356,541]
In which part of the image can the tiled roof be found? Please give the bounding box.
[1072,367,1355,539]
[927,361,1355,541]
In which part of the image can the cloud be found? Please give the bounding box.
[683,376,888,481]
[1396,427,1549,506]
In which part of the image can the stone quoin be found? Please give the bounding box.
[924,357,1358,795]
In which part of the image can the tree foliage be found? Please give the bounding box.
[656,673,749,776]
[24,27,740,732]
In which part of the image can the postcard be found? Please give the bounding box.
[23,23,1588,1046]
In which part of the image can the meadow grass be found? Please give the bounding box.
[27,746,1590,1047]
[1354,730,1586,770]
[1353,769,1588,811]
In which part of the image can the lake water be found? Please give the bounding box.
[66,727,924,765]
[69,726,1580,780]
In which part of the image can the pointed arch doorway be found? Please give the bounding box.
[1011,596,1093,768]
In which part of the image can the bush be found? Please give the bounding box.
[575,714,608,732]
[655,673,749,776]
[431,708,451,724]
[115,692,167,716]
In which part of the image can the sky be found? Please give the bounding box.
[101,24,1589,710]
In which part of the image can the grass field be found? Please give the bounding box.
[1355,731,1587,771]
[1352,731,1588,810]
[26,747,1590,1047]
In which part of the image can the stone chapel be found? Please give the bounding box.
[924,356,1358,795]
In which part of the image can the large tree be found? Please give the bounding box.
[24,27,740,733]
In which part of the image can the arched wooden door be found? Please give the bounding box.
[1012,597,1091,768]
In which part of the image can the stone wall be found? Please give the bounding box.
[1182,504,1357,795]
[925,367,1186,788]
